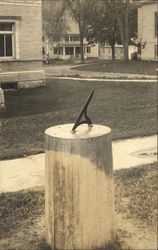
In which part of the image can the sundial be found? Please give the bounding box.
[72,89,94,132]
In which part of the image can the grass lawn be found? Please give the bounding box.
[0,163,157,249]
[72,60,158,75]
[0,78,157,159]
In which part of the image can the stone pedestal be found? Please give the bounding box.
[45,124,115,250]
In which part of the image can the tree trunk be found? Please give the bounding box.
[123,37,129,61]
[115,1,129,61]
[111,43,115,60]
[79,23,84,63]
[56,44,59,59]
[123,4,129,61]
[121,0,129,61]
[80,34,84,63]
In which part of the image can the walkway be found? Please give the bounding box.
[0,135,157,193]
[47,76,157,82]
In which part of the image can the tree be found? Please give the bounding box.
[42,0,69,51]
[66,0,95,63]
[112,0,137,60]
[101,0,131,61]
[87,1,121,60]
[114,0,130,60]
[88,0,137,61]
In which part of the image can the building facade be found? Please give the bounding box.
[99,45,137,60]
[99,45,124,60]
[138,1,158,61]
[0,0,45,88]
[49,34,88,60]
[43,16,136,61]
[43,2,137,62]
[43,9,98,60]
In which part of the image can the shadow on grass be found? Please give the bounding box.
[38,238,52,250]
[38,234,125,250]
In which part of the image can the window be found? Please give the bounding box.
[87,47,91,53]
[64,35,80,42]
[59,47,63,55]
[75,47,80,54]
[65,47,73,55]
[54,47,58,54]
[155,12,158,36]
[70,35,80,42]
[0,23,14,57]
[42,47,45,55]
[54,47,63,55]
[65,35,69,42]
[102,48,105,54]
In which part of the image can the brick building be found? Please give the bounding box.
[137,1,158,61]
[0,0,45,88]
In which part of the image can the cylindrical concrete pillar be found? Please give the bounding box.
[45,124,115,250]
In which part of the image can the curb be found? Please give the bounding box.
[46,76,157,82]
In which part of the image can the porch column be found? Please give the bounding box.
[63,46,65,56]
[73,46,76,57]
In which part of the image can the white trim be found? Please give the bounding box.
[0,70,44,75]
[0,22,15,59]
[14,20,19,59]
[0,31,13,34]
[0,1,42,7]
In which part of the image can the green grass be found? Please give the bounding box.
[0,163,156,249]
[0,79,157,159]
[72,60,158,75]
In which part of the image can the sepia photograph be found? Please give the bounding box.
[0,0,157,249]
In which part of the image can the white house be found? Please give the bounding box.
[44,13,84,61]
[43,2,137,61]
[43,6,99,61]
[137,1,158,61]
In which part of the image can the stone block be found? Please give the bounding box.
[18,79,45,88]
[0,88,5,110]
[18,70,45,81]
[0,69,45,89]
[0,72,18,83]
